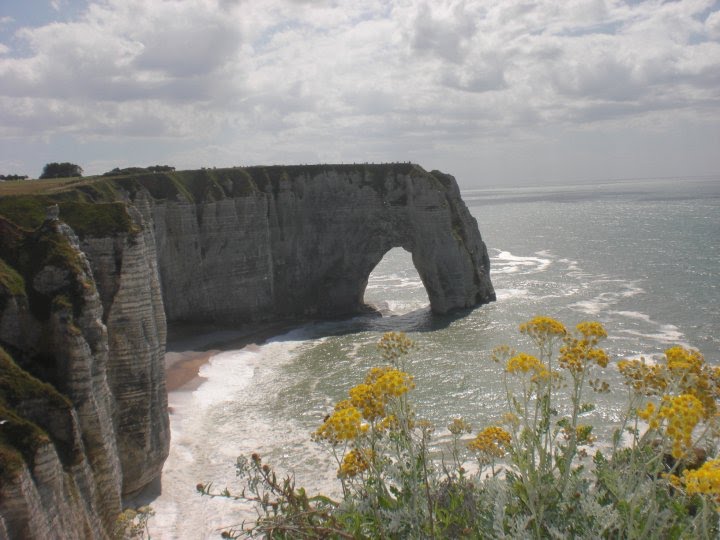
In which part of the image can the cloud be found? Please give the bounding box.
[0,0,719,182]
[705,9,720,40]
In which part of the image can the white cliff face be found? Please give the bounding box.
[81,202,169,496]
[150,193,275,322]
[0,443,106,539]
[140,165,495,323]
[0,219,123,538]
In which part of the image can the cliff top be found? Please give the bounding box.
[0,163,448,235]
[0,162,425,196]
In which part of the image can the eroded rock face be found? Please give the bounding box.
[0,219,123,538]
[80,203,169,496]
[143,165,495,322]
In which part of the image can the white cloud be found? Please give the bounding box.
[0,0,719,183]
[705,9,720,40]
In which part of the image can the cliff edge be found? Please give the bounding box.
[132,163,495,321]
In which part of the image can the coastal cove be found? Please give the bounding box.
[0,164,494,537]
[147,177,719,538]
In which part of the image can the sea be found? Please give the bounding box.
[149,176,720,538]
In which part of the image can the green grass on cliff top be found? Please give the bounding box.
[0,163,444,234]
[0,163,428,197]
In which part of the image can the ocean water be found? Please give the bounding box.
[150,177,720,538]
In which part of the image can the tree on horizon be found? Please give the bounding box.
[39,162,83,179]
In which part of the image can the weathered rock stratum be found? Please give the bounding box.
[0,163,494,537]
[140,164,495,321]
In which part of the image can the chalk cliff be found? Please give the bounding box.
[0,217,124,538]
[130,164,495,321]
[0,163,494,537]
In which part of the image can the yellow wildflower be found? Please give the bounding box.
[349,383,385,421]
[637,401,661,429]
[559,324,609,374]
[618,358,667,395]
[658,394,704,459]
[683,459,720,501]
[506,352,549,380]
[467,426,512,459]
[364,366,394,385]
[587,348,609,368]
[334,399,353,411]
[314,406,364,444]
[377,414,400,432]
[338,448,374,478]
[374,368,415,398]
[666,346,703,374]
[576,321,607,340]
[519,316,567,340]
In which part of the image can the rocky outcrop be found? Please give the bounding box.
[0,163,493,536]
[80,203,168,496]
[133,164,495,322]
[0,218,123,538]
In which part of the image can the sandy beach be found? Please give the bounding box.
[164,321,295,393]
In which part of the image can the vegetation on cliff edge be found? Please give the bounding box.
[0,347,73,480]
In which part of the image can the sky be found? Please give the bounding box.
[1,0,719,188]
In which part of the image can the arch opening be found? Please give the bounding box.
[363,247,430,316]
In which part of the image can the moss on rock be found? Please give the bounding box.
[0,347,72,480]
[0,258,25,297]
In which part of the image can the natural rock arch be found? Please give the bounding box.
[142,164,496,321]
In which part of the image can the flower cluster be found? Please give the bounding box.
[666,346,703,372]
[349,383,385,420]
[621,347,720,462]
[313,405,364,444]
[448,417,472,436]
[618,358,667,395]
[467,426,512,459]
[315,334,416,470]
[339,449,374,478]
[637,401,660,429]
[519,316,567,344]
[683,459,720,502]
[374,368,415,398]
[506,352,549,380]
[378,331,414,362]
[575,321,608,340]
[619,347,719,408]
[659,394,705,459]
[558,321,609,374]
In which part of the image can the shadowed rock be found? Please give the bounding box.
[141,164,495,322]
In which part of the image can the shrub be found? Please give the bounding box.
[39,162,83,179]
[202,320,720,538]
